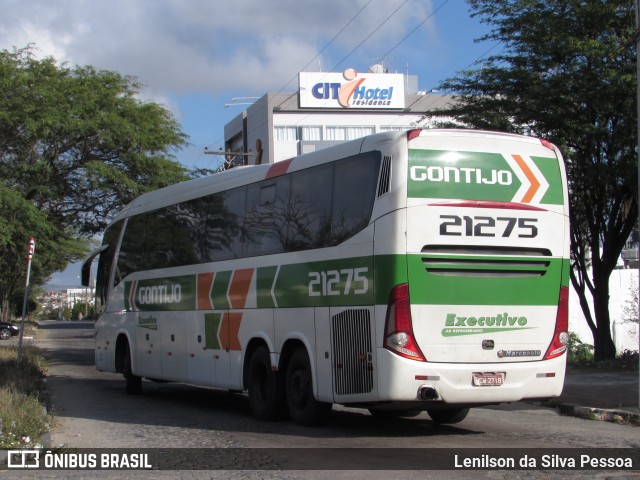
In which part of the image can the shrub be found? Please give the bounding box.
[567,332,594,367]
[0,345,50,448]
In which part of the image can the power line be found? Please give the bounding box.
[200,0,484,168]
[330,0,411,72]
[268,0,416,122]
[276,0,373,94]
[201,0,434,167]
[201,1,376,168]
[374,0,450,66]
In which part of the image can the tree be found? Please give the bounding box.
[436,0,636,361]
[0,185,87,321]
[0,46,190,317]
[0,46,189,236]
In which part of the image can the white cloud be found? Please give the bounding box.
[0,0,436,94]
[0,0,442,153]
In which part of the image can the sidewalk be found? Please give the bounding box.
[539,368,640,425]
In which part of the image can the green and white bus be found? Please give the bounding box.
[82,129,569,426]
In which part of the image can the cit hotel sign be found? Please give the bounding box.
[299,69,405,109]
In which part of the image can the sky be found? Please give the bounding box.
[0,0,494,288]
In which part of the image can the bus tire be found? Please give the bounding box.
[247,345,285,421]
[123,347,142,395]
[285,348,331,426]
[427,407,469,425]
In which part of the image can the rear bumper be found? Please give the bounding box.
[376,348,566,405]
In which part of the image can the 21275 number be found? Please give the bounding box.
[439,215,538,238]
[308,268,369,297]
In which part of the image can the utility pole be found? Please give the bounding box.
[204,148,253,167]
[17,237,35,367]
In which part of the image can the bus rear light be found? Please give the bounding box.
[384,284,426,362]
[543,286,569,360]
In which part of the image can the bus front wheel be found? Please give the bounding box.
[247,345,285,421]
[123,347,142,395]
[285,348,331,426]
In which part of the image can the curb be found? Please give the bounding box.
[531,399,640,426]
[554,403,640,426]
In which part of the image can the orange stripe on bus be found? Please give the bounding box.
[197,272,215,310]
[219,312,242,351]
[228,268,254,309]
[512,154,540,203]
[266,158,293,179]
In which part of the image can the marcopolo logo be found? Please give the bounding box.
[442,312,532,337]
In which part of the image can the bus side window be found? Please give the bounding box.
[331,153,381,243]
[245,176,291,257]
[116,215,147,282]
[287,162,334,251]
[203,186,246,261]
[146,205,200,269]
[95,220,123,310]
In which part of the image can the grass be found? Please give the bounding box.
[0,339,51,449]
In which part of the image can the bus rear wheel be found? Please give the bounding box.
[247,345,285,421]
[285,348,331,426]
[427,407,469,425]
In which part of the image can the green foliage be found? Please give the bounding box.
[0,46,190,235]
[71,301,95,321]
[0,345,50,448]
[0,185,88,321]
[567,332,594,367]
[0,45,190,318]
[436,0,636,361]
[53,306,72,321]
[615,349,639,370]
[566,333,639,370]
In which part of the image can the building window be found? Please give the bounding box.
[275,126,298,141]
[325,126,375,141]
[274,126,322,141]
[301,126,321,141]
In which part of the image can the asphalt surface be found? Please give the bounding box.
[1,321,639,479]
[7,320,640,425]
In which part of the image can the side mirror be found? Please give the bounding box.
[81,245,108,286]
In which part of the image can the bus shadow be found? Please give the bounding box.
[36,321,95,330]
[45,374,483,441]
[40,346,96,366]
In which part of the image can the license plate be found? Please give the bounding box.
[472,372,505,386]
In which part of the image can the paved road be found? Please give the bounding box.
[4,321,639,479]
